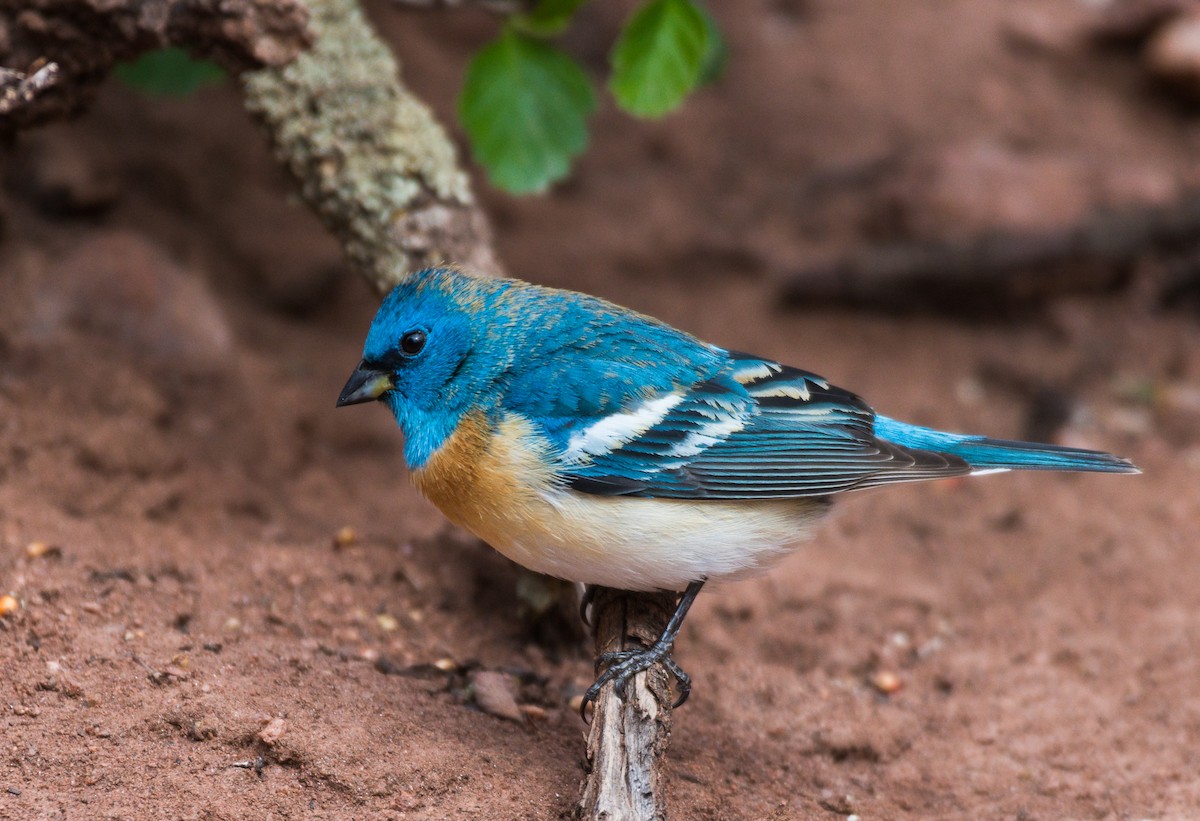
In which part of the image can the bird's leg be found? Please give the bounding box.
[581,580,704,719]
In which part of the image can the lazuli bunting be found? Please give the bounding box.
[337,266,1137,711]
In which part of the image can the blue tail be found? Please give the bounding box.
[874,416,1139,474]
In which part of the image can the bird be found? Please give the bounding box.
[336,265,1138,715]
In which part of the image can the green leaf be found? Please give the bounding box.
[459,29,596,194]
[516,0,591,37]
[114,48,225,97]
[609,0,711,118]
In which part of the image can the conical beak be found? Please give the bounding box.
[336,362,394,407]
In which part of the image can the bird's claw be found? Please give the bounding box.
[578,644,690,721]
[578,580,705,722]
[662,656,692,708]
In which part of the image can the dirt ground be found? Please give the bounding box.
[3,0,1200,818]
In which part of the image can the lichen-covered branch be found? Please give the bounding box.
[580,588,677,821]
[242,0,500,291]
[1,0,497,290]
[0,61,60,117]
[0,0,311,129]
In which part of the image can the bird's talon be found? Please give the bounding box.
[578,581,705,721]
[581,642,691,716]
[663,656,692,707]
[614,675,630,699]
[579,691,596,723]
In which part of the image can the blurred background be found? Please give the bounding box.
[2,1,1199,817]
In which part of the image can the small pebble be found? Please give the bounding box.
[162,665,190,681]
[376,613,399,632]
[519,704,547,721]
[258,717,288,745]
[871,670,903,695]
[24,541,57,559]
[0,595,18,617]
[472,671,523,722]
[433,657,458,672]
[333,526,358,550]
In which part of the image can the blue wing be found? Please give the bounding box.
[558,351,972,499]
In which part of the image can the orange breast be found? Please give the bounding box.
[410,411,560,559]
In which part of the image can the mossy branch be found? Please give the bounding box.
[241,0,500,291]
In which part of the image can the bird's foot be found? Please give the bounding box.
[579,640,692,720]
[578,580,704,722]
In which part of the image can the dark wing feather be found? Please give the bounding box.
[562,352,971,499]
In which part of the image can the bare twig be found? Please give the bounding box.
[580,587,677,821]
[780,191,1200,315]
[242,0,501,291]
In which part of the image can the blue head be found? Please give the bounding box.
[336,268,516,467]
[339,266,727,466]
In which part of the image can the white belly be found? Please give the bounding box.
[481,488,829,592]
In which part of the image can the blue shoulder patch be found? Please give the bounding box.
[498,288,726,437]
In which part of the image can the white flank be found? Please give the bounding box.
[562,393,683,463]
[970,467,1011,476]
[512,488,829,591]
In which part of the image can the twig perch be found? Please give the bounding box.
[580,587,678,821]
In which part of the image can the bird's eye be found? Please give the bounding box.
[400,330,426,356]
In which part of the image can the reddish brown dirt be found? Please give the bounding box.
[4,1,1200,818]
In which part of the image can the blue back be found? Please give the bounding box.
[357,267,1138,491]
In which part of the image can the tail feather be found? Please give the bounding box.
[873,416,1139,475]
